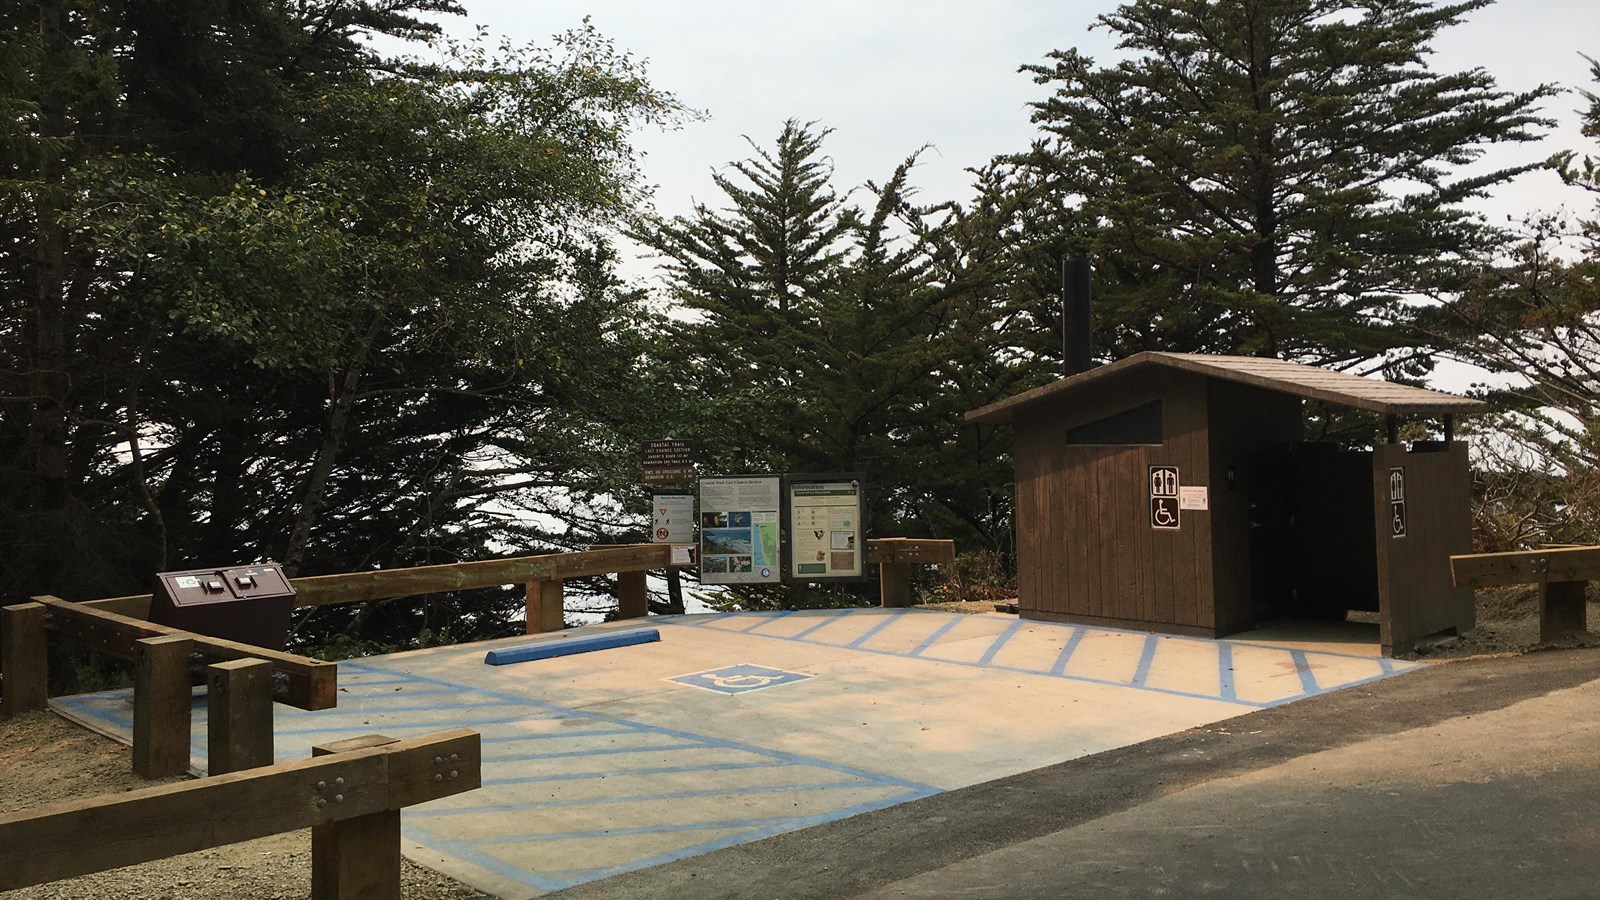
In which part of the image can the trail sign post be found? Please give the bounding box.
[641,439,696,486]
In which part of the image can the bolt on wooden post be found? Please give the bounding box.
[525,579,564,634]
[310,735,402,900]
[207,658,274,775]
[133,635,193,778]
[1,602,49,719]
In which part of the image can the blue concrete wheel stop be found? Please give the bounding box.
[484,628,660,665]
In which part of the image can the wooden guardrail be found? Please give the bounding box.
[3,600,278,777]
[78,543,684,635]
[0,728,480,897]
[866,539,957,608]
[28,595,337,710]
[1,544,687,773]
[2,541,952,775]
[1451,545,1599,642]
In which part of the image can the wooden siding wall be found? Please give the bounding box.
[1203,382,1304,634]
[1013,369,1216,634]
[1373,443,1476,655]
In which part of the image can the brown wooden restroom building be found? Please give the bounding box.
[967,352,1488,656]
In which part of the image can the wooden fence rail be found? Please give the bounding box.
[31,595,338,710]
[2,540,954,773]
[79,543,684,618]
[0,728,480,897]
[867,539,957,608]
[1451,545,1600,642]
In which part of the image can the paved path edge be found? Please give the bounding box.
[551,649,1600,899]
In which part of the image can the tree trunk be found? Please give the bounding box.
[22,0,73,594]
[281,311,385,576]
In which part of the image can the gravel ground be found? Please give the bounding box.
[0,712,492,900]
[1412,584,1600,659]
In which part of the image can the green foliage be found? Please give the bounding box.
[0,3,693,650]
[635,122,1019,612]
[1018,0,1557,370]
[1429,57,1600,548]
[918,550,1017,605]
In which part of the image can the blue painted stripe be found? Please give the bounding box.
[484,742,708,764]
[400,824,566,893]
[340,664,939,792]
[670,613,1264,707]
[977,620,1024,666]
[1217,642,1238,703]
[846,612,905,649]
[906,615,964,657]
[484,759,787,787]
[1216,637,1414,665]
[1289,650,1320,695]
[340,686,464,698]
[787,608,864,640]
[674,612,738,628]
[410,788,939,892]
[739,610,796,632]
[414,779,879,817]
[282,699,523,716]
[1257,666,1403,709]
[656,610,1415,709]
[485,629,659,665]
[274,713,552,737]
[1130,634,1161,687]
[1050,627,1087,675]
[416,812,812,846]
[479,727,638,744]
[54,698,134,730]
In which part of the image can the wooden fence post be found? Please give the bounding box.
[525,579,564,634]
[617,570,648,620]
[879,562,913,608]
[311,734,402,900]
[2,602,48,718]
[207,658,274,775]
[1540,581,1587,642]
[133,635,193,778]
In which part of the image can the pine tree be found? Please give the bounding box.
[1426,56,1600,546]
[637,119,854,476]
[638,123,1023,609]
[1021,0,1557,370]
[0,4,688,623]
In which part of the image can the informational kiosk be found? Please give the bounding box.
[698,476,782,584]
[967,352,1487,656]
[783,474,866,582]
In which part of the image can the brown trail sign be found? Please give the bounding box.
[641,439,696,485]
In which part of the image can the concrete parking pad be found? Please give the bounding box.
[52,609,1416,897]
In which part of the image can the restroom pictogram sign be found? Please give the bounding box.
[1388,467,1407,538]
[1149,465,1180,531]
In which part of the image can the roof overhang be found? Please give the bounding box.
[966,352,1490,424]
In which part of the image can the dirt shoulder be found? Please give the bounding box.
[0,711,490,900]
[1408,585,1600,660]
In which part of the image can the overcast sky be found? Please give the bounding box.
[432,0,1597,235]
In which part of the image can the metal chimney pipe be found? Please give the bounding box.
[1064,256,1092,376]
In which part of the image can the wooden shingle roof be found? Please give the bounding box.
[966,352,1489,424]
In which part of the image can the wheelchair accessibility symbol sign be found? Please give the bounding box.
[669,663,813,695]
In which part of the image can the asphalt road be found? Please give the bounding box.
[554,648,1600,899]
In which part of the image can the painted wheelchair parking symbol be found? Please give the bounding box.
[670,663,813,694]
